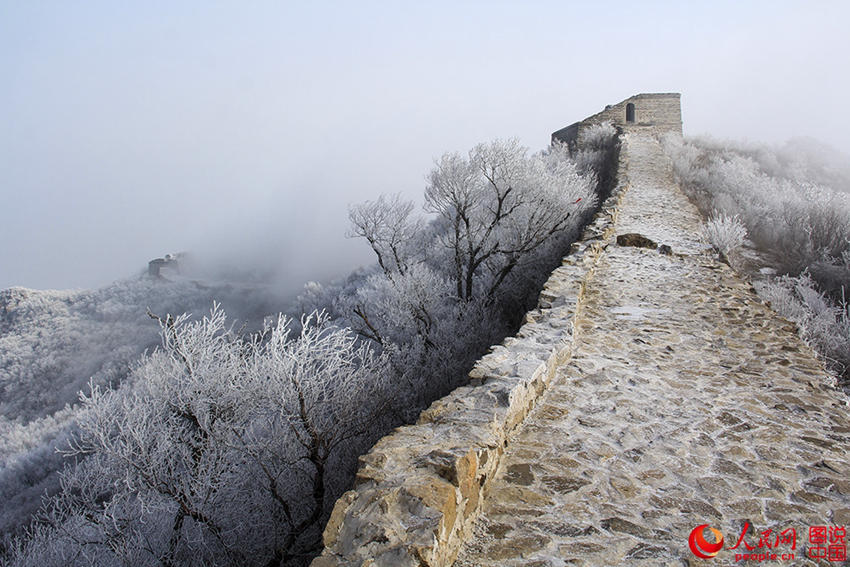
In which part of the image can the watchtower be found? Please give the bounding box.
[552,93,682,147]
[147,253,182,279]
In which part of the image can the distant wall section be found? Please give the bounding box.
[552,93,681,147]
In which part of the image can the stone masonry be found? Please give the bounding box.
[314,98,850,567]
[453,134,850,566]
[312,159,627,567]
[552,93,682,148]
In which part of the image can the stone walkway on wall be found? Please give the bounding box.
[453,134,850,566]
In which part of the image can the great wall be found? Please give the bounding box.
[311,94,850,566]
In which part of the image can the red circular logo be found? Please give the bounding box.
[689,524,724,559]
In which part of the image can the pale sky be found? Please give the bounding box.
[2,1,849,290]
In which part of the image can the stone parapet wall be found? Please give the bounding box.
[311,144,631,567]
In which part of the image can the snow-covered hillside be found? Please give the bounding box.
[0,274,289,541]
[1,277,285,423]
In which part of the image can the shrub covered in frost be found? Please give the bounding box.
[703,213,747,261]
[664,134,850,384]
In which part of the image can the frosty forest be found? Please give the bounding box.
[3,121,850,566]
[1,128,616,566]
[5,1,850,565]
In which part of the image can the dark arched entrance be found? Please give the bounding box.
[626,103,635,123]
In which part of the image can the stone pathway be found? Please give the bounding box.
[453,134,850,566]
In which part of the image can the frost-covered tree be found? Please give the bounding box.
[337,138,598,408]
[347,139,594,304]
[573,121,619,178]
[6,133,617,566]
[7,305,391,567]
[424,139,594,300]
[0,277,289,546]
[332,264,495,414]
[703,213,747,263]
[348,194,425,277]
[663,133,850,278]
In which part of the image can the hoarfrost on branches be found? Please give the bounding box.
[8,305,392,566]
[663,134,850,384]
[703,212,747,262]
